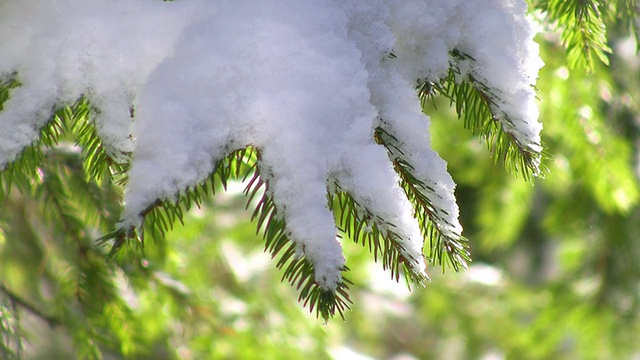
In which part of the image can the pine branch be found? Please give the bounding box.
[331,186,429,285]
[1,117,140,358]
[0,96,126,202]
[246,163,353,321]
[32,146,147,357]
[0,284,60,327]
[374,127,470,272]
[0,75,50,199]
[101,147,257,253]
[0,76,19,111]
[103,146,353,321]
[419,50,544,181]
[0,118,52,201]
[534,0,612,70]
[69,99,130,184]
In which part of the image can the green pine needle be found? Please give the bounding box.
[331,187,430,285]
[534,0,612,70]
[419,50,544,181]
[374,127,470,273]
[70,99,130,183]
[99,146,353,321]
[0,92,127,201]
[0,76,19,110]
[244,164,353,321]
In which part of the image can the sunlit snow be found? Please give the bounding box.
[0,0,542,291]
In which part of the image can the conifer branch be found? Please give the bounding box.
[100,146,353,320]
[0,284,60,327]
[419,50,544,181]
[0,94,126,201]
[533,0,612,70]
[0,113,65,200]
[101,147,258,253]
[374,127,470,272]
[69,99,130,183]
[0,76,19,110]
[246,161,352,321]
[331,186,429,285]
[0,76,48,200]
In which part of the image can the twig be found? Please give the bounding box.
[0,283,59,327]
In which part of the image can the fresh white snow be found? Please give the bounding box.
[0,0,543,291]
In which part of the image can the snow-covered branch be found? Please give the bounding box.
[0,0,542,316]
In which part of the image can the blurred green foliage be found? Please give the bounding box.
[2,1,640,359]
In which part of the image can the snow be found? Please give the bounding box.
[0,0,198,163]
[0,0,542,291]
[388,0,544,155]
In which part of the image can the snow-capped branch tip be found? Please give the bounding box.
[331,185,430,286]
[99,147,354,321]
[374,127,470,272]
[0,91,127,201]
[419,50,545,181]
[244,164,353,321]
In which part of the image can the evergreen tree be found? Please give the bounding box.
[0,0,638,359]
